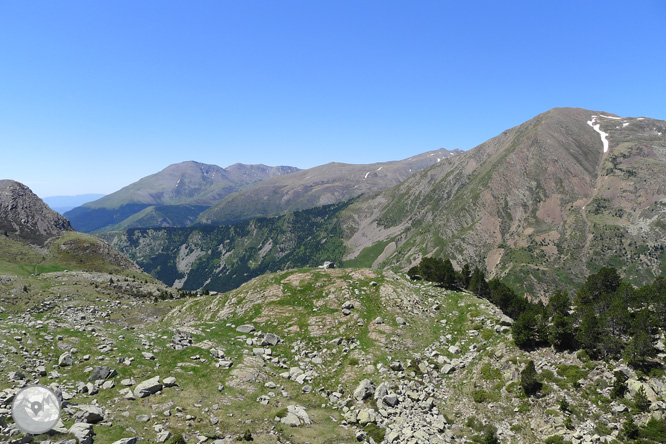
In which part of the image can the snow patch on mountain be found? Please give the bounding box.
[587,116,610,153]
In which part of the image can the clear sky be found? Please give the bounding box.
[2,1,665,197]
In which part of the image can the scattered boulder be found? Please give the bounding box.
[87,366,117,382]
[111,439,139,444]
[172,330,193,350]
[448,345,461,354]
[74,405,105,424]
[210,348,225,359]
[156,431,171,443]
[261,333,280,346]
[69,422,94,444]
[236,324,256,333]
[120,388,135,400]
[383,393,399,407]
[8,371,24,381]
[353,379,376,401]
[59,352,74,367]
[133,376,162,398]
[280,405,311,426]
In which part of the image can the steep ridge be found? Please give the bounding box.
[65,161,299,232]
[343,108,666,296]
[0,180,144,276]
[197,148,461,225]
[0,179,73,245]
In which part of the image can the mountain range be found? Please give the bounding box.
[64,162,300,232]
[196,148,461,225]
[66,150,460,233]
[98,108,666,297]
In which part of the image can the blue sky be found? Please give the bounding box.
[1,1,665,197]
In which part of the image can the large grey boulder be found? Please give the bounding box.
[59,352,74,367]
[87,366,117,382]
[111,439,140,444]
[74,405,105,423]
[628,379,658,402]
[383,393,399,407]
[353,379,376,401]
[69,422,94,444]
[163,376,177,387]
[374,382,389,400]
[261,333,280,346]
[280,405,311,426]
[133,376,162,398]
[236,324,255,333]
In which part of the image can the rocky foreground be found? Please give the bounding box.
[2,268,666,443]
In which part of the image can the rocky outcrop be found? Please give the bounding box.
[0,180,73,245]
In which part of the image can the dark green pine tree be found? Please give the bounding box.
[650,276,666,329]
[547,290,571,317]
[624,330,656,368]
[458,263,472,289]
[549,312,575,351]
[520,360,542,396]
[439,258,456,288]
[623,416,639,440]
[576,312,601,358]
[574,267,622,308]
[468,267,490,298]
[512,310,538,349]
[634,385,651,412]
[610,370,628,399]
[481,430,501,444]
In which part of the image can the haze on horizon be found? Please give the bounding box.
[1,0,664,197]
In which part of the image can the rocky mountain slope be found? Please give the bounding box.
[3,267,666,443]
[340,107,666,297]
[0,180,74,245]
[65,162,300,233]
[100,201,352,293]
[0,181,150,280]
[197,148,461,225]
[104,108,666,298]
